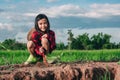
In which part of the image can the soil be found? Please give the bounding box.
[0,61,120,80]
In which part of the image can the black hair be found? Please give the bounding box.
[35,14,50,33]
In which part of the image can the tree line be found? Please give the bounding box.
[56,30,120,50]
[0,39,26,50]
[0,30,120,50]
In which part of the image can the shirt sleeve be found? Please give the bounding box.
[31,31,41,46]
[48,31,56,53]
[27,28,36,41]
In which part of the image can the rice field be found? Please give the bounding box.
[0,49,120,65]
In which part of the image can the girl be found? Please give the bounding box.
[24,14,56,66]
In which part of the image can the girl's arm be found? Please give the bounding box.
[48,31,56,53]
[27,28,36,41]
[31,31,40,45]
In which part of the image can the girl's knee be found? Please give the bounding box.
[27,41,35,48]
[41,38,50,52]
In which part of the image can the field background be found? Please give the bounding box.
[0,49,120,65]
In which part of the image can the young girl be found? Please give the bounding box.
[24,14,56,66]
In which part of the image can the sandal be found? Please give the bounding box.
[24,54,37,65]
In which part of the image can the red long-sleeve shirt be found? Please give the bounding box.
[31,30,56,56]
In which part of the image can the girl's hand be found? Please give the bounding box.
[42,34,48,38]
[39,47,45,53]
[43,55,48,66]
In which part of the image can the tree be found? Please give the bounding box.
[70,32,114,50]
[71,33,91,50]
[71,38,82,49]
[1,39,26,50]
[0,42,8,50]
[78,33,91,49]
[67,30,74,50]
[91,32,111,49]
[117,42,120,49]
[56,42,66,50]
[2,39,16,50]
[103,34,111,44]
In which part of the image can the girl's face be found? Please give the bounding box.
[37,18,48,32]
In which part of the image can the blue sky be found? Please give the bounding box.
[0,0,120,44]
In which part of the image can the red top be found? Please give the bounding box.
[31,30,56,57]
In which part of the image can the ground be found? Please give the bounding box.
[0,61,120,80]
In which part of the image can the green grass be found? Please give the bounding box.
[0,50,29,65]
[0,49,120,65]
[51,49,120,62]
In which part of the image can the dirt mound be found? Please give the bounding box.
[0,62,120,80]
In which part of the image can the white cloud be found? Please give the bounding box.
[15,32,27,43]
[23,3,120,18]
[24,13,37,17]
[36,3,120,18]
[47,0,58,3]
[0,23,13,31]
[38,4,84,18]
[54,29,68,44]
[88,3,120,18]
